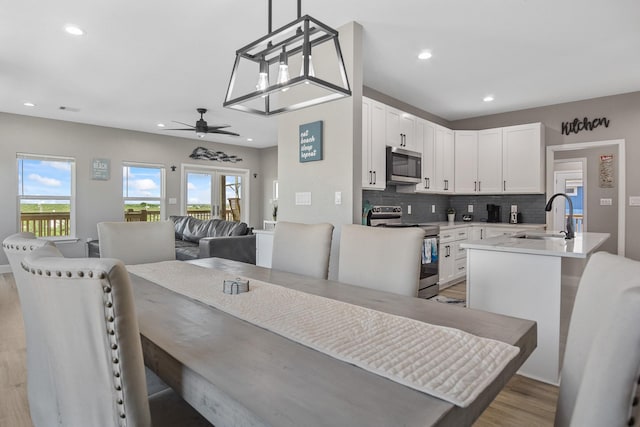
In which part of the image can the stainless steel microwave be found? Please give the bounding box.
[386,146,422,185]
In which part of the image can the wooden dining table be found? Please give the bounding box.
[130,258,536,427]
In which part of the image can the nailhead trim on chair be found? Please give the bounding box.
[18,251,130,427]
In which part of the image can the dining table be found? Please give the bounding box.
[129,257,537,427]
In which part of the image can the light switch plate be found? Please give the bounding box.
[468,205,473,213]
[431,204,436,213]
[600,198,612,206]
[407,204,412,214]
[630,196,640,206]
[335,191,342,205]
[168,198,177,205]
[295,192,312,205]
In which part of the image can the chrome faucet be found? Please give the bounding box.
[545,193,574,239]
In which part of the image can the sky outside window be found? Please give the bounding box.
[123,166,161,198]
[18,159,72,198]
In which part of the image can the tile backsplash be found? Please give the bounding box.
[363,187,546,224]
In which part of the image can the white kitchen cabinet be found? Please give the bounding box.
[439,227,468,287]
[386,106,416,150]
[477,128,503,193]
[454,129,503,194]
[502,123,545,193]
[454,131,478,193]
[362,97,386,190]
[434,126,454,193]
[412,118,436,193]
[255,230,274,268]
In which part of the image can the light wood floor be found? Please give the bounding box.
[0,274,557,427]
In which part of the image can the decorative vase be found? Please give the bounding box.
[448,213,455,223]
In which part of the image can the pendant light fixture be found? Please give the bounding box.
[223,0,352,116]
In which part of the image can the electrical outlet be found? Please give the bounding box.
[467,204,473,213]
[407,205,412,214]
[600,198,612,206]
[629,196,640,206]
[431,204,436,213]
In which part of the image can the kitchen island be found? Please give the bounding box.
[461,232,609,385]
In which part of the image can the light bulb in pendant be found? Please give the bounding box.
[300,54,315,83]
[256,58,269,92]
[277,47,290,92]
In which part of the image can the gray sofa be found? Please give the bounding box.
[171,215,255,263]
[88,216,256,264]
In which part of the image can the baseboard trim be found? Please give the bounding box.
[0,265,12,274]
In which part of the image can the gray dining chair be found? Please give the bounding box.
[17,243,211,427]
[97,220,175,264]
[271,221,334,279]
[338,224,424,297]
[555,252,640,427]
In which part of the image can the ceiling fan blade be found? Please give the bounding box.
[172,120,195,128]
[208,129,240,136]
[207,124,231,129]
[165,128,195,131]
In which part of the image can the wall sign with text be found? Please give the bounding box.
[91,158,110,180]
[299,121,323,163]
[561,116,610,136]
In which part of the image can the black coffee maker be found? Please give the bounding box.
[487,204,501,223]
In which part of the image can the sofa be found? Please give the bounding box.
[170,215,255,263]
[88,216,256,264]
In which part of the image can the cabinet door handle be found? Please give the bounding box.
[474,181,477,192]
[503,180,506,191]
[480,229,484,239]
[369,171,373,185]
[446,245,451,257]
[444,179,449,191]
[373,171,376,184]
[426,177,430,189]
[478,181,481,192]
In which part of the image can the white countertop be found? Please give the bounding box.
[253,229,274,235]
[434,222,545,230]
[461,232,610,259]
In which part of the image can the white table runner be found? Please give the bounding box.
[128,261,519,407]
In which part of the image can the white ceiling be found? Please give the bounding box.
[2,0,639,148]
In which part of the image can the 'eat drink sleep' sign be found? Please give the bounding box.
[299,121,323,163]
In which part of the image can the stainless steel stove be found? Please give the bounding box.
[368,206,440,298]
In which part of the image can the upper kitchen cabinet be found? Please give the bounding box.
[386,107,417,151]
[454,129,503,194]
[453,131,478,193]
[416,119,436,193]
[502,123,545,193]
[362,97,386,190]
[434,126,454,192]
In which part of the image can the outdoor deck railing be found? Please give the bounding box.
[21,209,233,237]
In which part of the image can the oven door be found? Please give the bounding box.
[418,234,439,299]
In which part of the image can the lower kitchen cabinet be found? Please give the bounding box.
[439,227,468,288]
[255,230,274,268]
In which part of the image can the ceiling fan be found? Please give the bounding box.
[167,108,239,137]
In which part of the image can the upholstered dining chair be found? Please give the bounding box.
[338,224,424,297]
[555,252,640,427]
[271,221,334,279]
[18,244,211,427]
[98,220,175,264]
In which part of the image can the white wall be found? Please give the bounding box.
[259,146,278,227]
[277,22,363,279]
[0,112,271,265]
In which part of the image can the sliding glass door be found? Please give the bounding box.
[183,166,247,222]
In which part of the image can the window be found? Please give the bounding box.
[17,154,75,238]
[123,163,165,222]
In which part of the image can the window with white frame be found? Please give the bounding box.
[17,153,76,238]
[122,163,165,222]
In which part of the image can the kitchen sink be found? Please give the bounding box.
[514,232,567,240]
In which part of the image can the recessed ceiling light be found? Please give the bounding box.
[247,138,253,142]
[483,95,495,102]
[418,51,432,60]
[23,102,36,107]
[157,123,165,128]
[64,25,84,36]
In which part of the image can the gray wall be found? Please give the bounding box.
[259,146,278,225]
[277,22,363,279]
[0,112,270,265]
[452,91,640,260]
